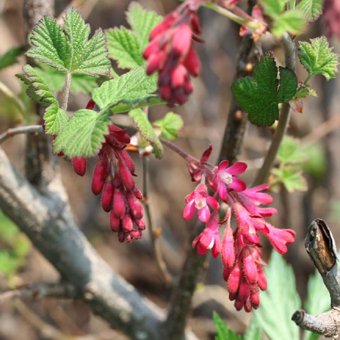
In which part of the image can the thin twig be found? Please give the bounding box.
[142,156,172,285]
[0,282,76,303]
[253,33,296,185]
[302,114,340,145]
[0,125,43,144]
[161,138,199,164]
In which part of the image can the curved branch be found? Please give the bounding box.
[0,147,164,339]
[292,219,340,337]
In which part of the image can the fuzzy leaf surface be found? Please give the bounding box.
[126,2,162,49]
[253,252,301,340]
[129,108,163,158]
[54,109,110,157]
[107,2,161,69]
[27,9,110,76]
[299,37,339,80]
[297,0,324,21]
[106,28,143,69]
[232,56,297,126]
[92,67,158,110]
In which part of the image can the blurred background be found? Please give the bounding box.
[0,0,339,339]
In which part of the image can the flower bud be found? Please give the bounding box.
[228,265,241,294]
[112,189,126,218]
[119,160,135,191]
[110,212,120,232]
[101,182,114,212]
[72,157,87,176]
[122,215,133,232]
[127,192,143,219]
[91,158,109,195]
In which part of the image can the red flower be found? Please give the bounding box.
[212,161,247,201]
[144,1,203,105]
[183,183,219,222]
[192,213,221,257]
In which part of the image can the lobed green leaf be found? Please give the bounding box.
[299,37,339,80]
[106,27,144,69]
[297,0,324,21]
[232,56,297,126]
[92,67,158,110]
[54,109,110,157]
[27,9,110,76]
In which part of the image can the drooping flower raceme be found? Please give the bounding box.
[143,0,204,105]
[70,101,145,243]
[183,145,296,312]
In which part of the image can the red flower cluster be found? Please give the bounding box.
[144,0,203,105]
[183,146,295,312]
[72,101,145,243]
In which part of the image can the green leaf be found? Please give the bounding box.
[27,9,110,76]
[253,252,301,340]
[278,136,307,164]
[92,67,158,110]
[272,10,305,37]
[44,102,68,134]
[17,65,66,134]
[106,2,161,69]
[260,0,305,37]
[260,0,285,17]
[154,112,184,140]
[277,68,298,102]
[303,270,330,340]
[129,108,163,158]
[212,312,241,340]
[272,166,308,192]
[54,109,110,157]
[27,16,71,72]
[299,37,339,80]
[232,56,297,126]
[34,65,97,94]
[0,46,24,70]
[17,65,55,104]
[297,0,324,21]
[127,2,162,49]
[107,27,144,69]
[243,320,262,340]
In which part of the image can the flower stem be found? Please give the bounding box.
[160,138,199,164]
[253,33,296,185]
[205,3,245,25]
[142,156,172,285]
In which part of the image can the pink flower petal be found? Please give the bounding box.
[227,162,247,175]
[198,206,211,223]
[207,196,219,210]
[217,182,228,201]
[230,178,246,192]
[217,160,229,171]
[183,201,195,220]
